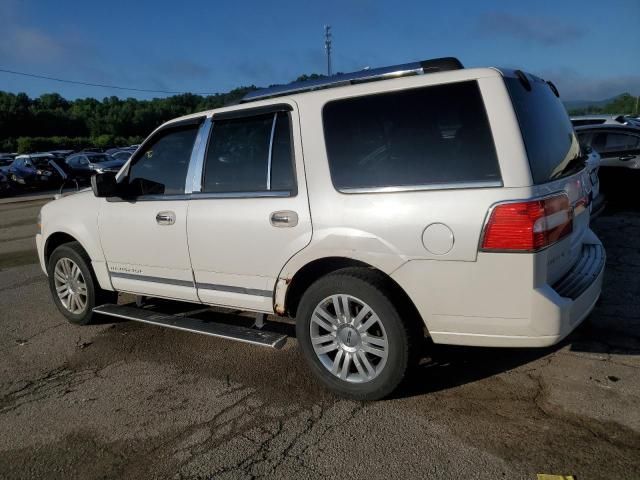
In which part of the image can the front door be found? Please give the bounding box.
[98,119,203,301]
[187,105,312,312]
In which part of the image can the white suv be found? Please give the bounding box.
[36,58,605,400]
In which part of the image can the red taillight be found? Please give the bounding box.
[481,194,573,252]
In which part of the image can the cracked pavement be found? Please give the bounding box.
[0,198,639,479]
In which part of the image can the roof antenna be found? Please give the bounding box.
[324,25,332,76]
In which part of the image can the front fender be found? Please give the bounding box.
[40,191,113,290]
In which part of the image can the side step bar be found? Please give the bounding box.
[93,304,288,349]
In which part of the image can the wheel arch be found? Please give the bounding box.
[279,256,426,334]
[44,230,114,292]
[44,231,85,265]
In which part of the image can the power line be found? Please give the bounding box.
[0,67,219,95]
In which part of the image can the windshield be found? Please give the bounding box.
[505,75,584,184]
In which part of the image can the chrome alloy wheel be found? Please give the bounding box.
[53,258,88,314]
[310,294,388,383]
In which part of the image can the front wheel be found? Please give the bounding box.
[47,242,117,325]
[296,268,418,401]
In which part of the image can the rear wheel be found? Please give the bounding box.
[47,242,117,325]
[296,268,418,400]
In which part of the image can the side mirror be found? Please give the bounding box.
[90,172,120,197]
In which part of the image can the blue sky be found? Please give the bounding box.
[0,0,638,101]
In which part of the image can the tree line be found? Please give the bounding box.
[0,77,636,153]
[0,86,256,153]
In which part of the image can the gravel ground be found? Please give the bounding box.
[0,197,639,480]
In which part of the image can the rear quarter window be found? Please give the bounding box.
[322,81,501,191]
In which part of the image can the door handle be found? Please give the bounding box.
[270,210,298,228]
[619,154,635,162]
[156,211,176,225]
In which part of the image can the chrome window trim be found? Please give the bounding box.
[266,113,277,190]
[190,190,292,200]
[338,180,503,194]
[106,194,191,203]
[106,190,292,202]
[186,116,212,194]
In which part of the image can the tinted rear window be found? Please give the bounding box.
[322,81,500,191]
[505,76,582,184]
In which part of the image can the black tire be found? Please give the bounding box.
[296,267,419,401]
[47,241,117,325]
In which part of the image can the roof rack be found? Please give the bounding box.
[240,57,463,103]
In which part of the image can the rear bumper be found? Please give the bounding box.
[392,233,605,348]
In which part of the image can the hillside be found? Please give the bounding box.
[565,93,638,115]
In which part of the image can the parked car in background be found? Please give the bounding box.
[570,114,631,127]
[0,156,14,172]
[110,150,133,164]
[575,124,640,170]
[65,153,126,183]
[8,153,64,189]
[583,146,604,216]
[622,115,640,128]
[0,170,14,196]
[0,155,16,171]
[48,150,75,160]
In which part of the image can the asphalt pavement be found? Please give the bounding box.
[0,198,639,479]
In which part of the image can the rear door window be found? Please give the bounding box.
[322,81,500,191]
[202,111,296,194]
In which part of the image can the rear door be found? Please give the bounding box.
[187,104,312,312]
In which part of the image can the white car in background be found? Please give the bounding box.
[36,58,605,400]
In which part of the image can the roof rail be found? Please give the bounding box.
[240,57,463,103]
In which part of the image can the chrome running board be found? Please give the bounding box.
[93,304,287,349]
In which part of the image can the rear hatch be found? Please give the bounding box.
[504,73,591,284]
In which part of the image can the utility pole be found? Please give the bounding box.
[324,25,332,76]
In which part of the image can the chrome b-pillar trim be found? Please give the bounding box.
[266,112,277,190]
[185,116,213,194]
